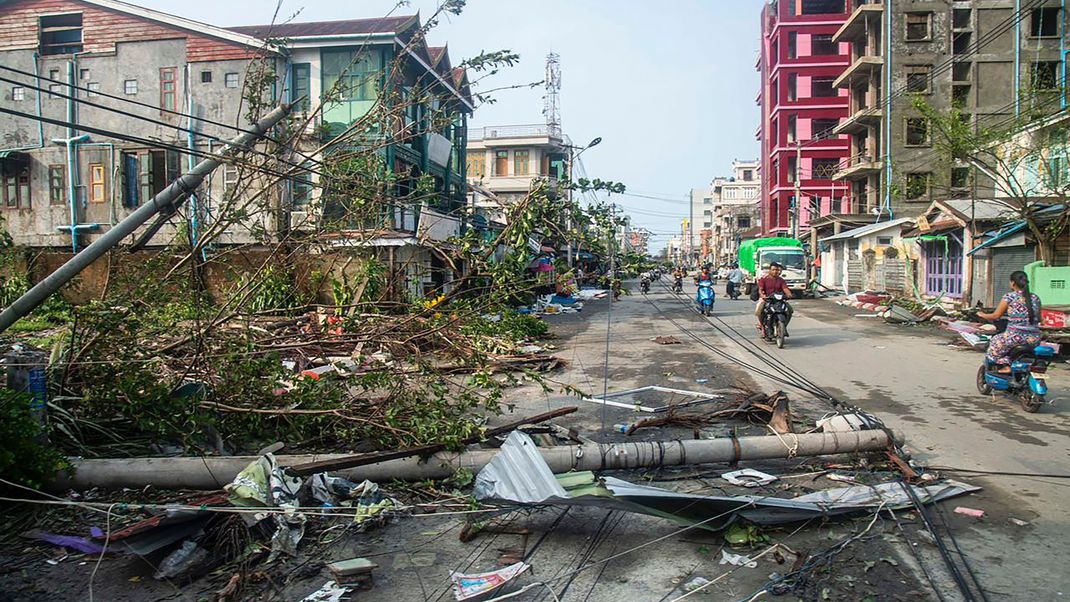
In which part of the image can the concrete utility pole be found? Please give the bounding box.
[793,141,802,239]
[0,102,295,333]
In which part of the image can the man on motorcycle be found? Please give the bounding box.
[640,272,651,293]
[726,263,744,299]
[755,262,793,337]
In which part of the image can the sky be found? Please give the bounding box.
[136,0,765,252]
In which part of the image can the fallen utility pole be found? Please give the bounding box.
[287,406,578,476]
[53,429,902,491]
[0,102,295,334]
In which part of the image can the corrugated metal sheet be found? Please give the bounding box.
[472,431,567,503]
[228,16,414,39]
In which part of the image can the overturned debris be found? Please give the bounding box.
[473,432,979,530]
[55,428,904,490]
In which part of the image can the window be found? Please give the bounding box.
[124,79,138,95]
[79,68,88,80]
[738,216,751,229]
[320,49,383,133]
[49,165,66,205]
[1046,155,1068,189]
[86,82,100,97]
[1,160,30,209]
[811,34,838,56]
[787,156,797,183]
[905,13,932,41]
[513,150,529,176]
[953,32,971,55]
[952,85,970,108]
[951,166,971,190]
[292,165,313,207]
[494,151,508,176]
[703,209,712,217]
[743,169,754,181]
[787,73,797,101]
[124,150,180,207]
[121,152,138,208]
[466,154,486,178]
[787,32,797,59]
[48,84,61,99]
[952,62,971,82]
[223,164,239,198]
[953,8,971,29]
[812,118,838,138]
[1031,61,1061,90]
[1031,7,1061,37]
[88,163,106,203]
[812,158,839,179]
[798,0,845,15]
[290,63,310,112]
[877,236,894,246]
[200,71,212,83]
[160,67,176,112]
[48,69,59,80]
[906,66,931,93]
[703,221,712,228]
[703,197,712,204]
[787,114,797,143]
[39,13,82,55]
[811,77,838,97]
[224,73,239,88]
[11,87,24,101]
[905,118,930,146]
[905,172,931,200]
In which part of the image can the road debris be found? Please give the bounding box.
[326,557,378,590]
[653,336,682,345]
[720,549,758,568]
[954,506,986,518]
[450,561,530,601]
[722,468,778,488]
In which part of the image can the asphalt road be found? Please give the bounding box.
[652,277,1070,601]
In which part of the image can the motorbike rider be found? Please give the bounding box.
[693,267,712,285]
[977,270,1042,373]
[640,271,651,293]
[726,263,744,298]
[755,262,794,337]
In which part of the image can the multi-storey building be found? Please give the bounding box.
[832,0,1064,219]
[0,2,472,297]
[758,0,851,236]
[710,160,761,264]
[465,124,570,223]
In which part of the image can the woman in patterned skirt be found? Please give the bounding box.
[978,271,1042,373]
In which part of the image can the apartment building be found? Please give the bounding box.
[710,160,761,264]
[832,0,1064,219]
[758,0,852,237]
[465,124,570,224]
[0,1,472,296]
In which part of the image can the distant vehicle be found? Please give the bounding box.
[738,237,807,296]
[695,279,715,316]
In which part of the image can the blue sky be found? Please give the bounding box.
[137,0,765,251]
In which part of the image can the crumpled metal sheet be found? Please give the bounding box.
[475,431,980,529]
[473,430,568,503]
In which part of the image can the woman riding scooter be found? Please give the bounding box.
[978,271,1042,373]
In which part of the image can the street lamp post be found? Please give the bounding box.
[565,137,602,268]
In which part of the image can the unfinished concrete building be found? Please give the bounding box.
[832,0,1065,219]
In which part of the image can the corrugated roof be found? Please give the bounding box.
[228,15,416,39]
[820,218,913,243]
[939,198,1016,222]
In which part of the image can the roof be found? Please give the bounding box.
[820,218,914,243]
[228,15,417,39]
[937,198,1016,222]
[43,0,272,50]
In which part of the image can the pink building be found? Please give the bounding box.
[758,0,850,236]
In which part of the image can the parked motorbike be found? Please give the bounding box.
[695,279,715,316]
[640,277,651,294]
[672,277,683,294]
[977,343,1054,413]
[761,292,791,348]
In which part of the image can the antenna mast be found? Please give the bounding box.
[543,52,562,138]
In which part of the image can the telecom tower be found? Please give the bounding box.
[543,52,561,138]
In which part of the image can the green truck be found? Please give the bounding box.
[738,237,808,296]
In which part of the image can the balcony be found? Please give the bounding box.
[468,124,562,142]
[833,156,882,181]
[833,55,882,89]
[833,107,882,135]
[834,2,883,43]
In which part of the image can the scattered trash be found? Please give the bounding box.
[695,378,709,384]
[154,540,209,580]
[25,530,107,555]
[722,469,777,488]
[326,557,377,590]
[725,523,769,545]
[653,336,682,345]
[719,549,758,568]
[301,581,351,602]
[954,506,985,518]
[612,423,633,434]
[816,413,879,433]
[450,561,530,601]
[683,576,712,592]
[225,453,305,561]
[825,473,858,484]
[1010,518,1031,527]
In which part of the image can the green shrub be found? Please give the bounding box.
[0,390,68,488]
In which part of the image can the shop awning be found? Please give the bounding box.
[967,222,1028,256]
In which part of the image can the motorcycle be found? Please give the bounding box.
[977,343,1054,413]
[695,279,715,316]
[640,277,651,294]
[672,277,683,294]
[761,292,791,348]
[726,280,742,300]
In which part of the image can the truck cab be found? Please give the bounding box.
[756,247,808,292]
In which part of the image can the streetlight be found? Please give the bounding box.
[565,136,603,267]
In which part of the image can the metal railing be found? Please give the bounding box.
[468,124,563,141]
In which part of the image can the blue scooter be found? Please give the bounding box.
[977,343,1054,413]
[695,279,715,316]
